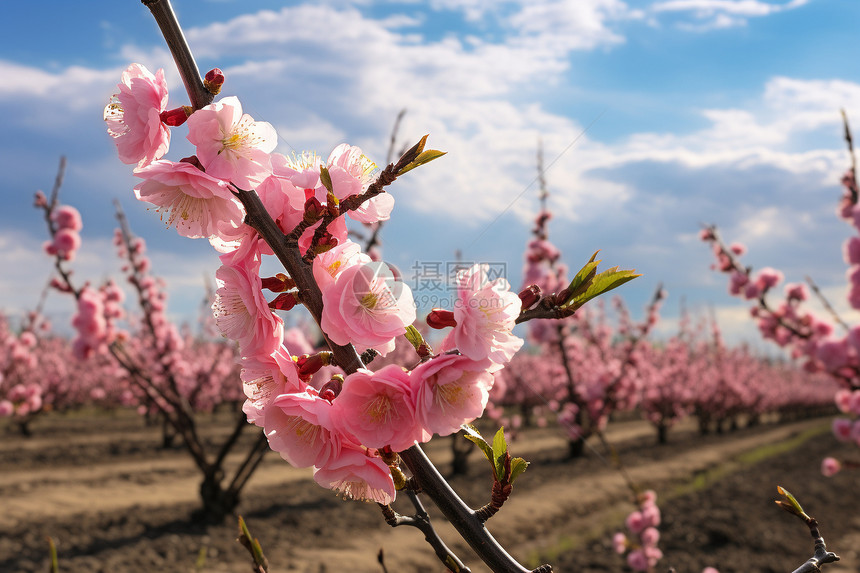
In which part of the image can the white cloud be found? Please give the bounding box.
[651,0,810,30]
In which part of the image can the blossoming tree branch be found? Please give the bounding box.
[99,0,642,570]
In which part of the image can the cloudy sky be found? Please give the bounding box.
[2,0,859,348]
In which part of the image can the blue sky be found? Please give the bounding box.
[2,0,860,347]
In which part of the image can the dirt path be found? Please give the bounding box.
[1,412,843,573]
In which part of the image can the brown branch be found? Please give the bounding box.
[805,275,851,333]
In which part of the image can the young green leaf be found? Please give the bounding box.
[462,424,494,464]
[398,149,447,175]
[319,165,334,193]
[404,325,425,351]
[509,457,529,484]
[565,267,641,311]
[492,427,508,480]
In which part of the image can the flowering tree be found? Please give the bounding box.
[701,113,860,476]
[93,1,650,570]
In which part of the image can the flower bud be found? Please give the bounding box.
[518,285,541,310]
[303,197,324,225]
[33,190,47,208]
[268,292,299,311]
[261,273,296,293]
[319,374,344,402]
[295,352,332,378]
[159,106,192,127]
[426,308,457,329]
[203,68,225,95]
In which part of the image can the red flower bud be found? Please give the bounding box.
[426,308,457,329]
[518,285,541,310]
[295,352,332,378]
[261,273,296,293]
[33,190,47,208]
[203,68,225,95]
[319,375,344,402]
[268,292,299,311]
[303,197,324,224]
[159,106,192,127]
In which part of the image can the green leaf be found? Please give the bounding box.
[565,267,640,311]
[398,149,446,175]
[319,165,334,193]
[776,485,808,519]
[237,516,268,571]
[509,457,529,484]
[492,427,508,480]
[47,537,58,573]
[462,424,494,465]
[404,325,425,351]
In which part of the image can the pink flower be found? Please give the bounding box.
[0,400,13,417]
[105,63,170,167]
[186,96,277,189]
[754,267,784,291]
[52,228,81,261]
[320,260,415,356]
[134,159,245,241]
[326,144,393,224]
[440,264,523,367]
[625,510,646,534]
[212,252,284,358]
[411,353,496,438]
[241,345,303,427]
[268,390,341,468]
[612,532,627,554]
[640,526,660,547]
[331,365,421,452]
[702,568,720,573]
[626,549,649,572]
[52,205,83,231]
[312,443,395,504]
[821,457,841,477]
[832,418,852,441]
[312,240,371,293]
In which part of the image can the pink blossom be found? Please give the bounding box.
[320,260,415,356]
[134,159,245,241]
[612,532,627,554]
[625,510,646,534]
[268,390,341,468]
[0,400,12,417]
[312,240,371,293]
[52,205,83,231]
[729,242,746,256]
[832,418,852,441]
[834,389,852,413]
[51,228,81,261]
[702,568,720,573]
[845,237,860,266]
[212,252,284,358]
[821,457,841,477]
[186,96,277,189]
[326,144,393,224]
[626,549,649,572]
[331,365,421,452]
[241,345,303,426]
[640,526,660,547]
[754,267,783,291]
[105,63,170,167]
[440,264,523,367]
[411,353,496,438]
[784,282,809,302]
[312,443,395,504]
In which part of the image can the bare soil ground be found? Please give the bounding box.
[0,411,857,573]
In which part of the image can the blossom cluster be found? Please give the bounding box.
[613,490,663,571]
[106,62,524,502]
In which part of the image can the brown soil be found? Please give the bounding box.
[0,411,857,573]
